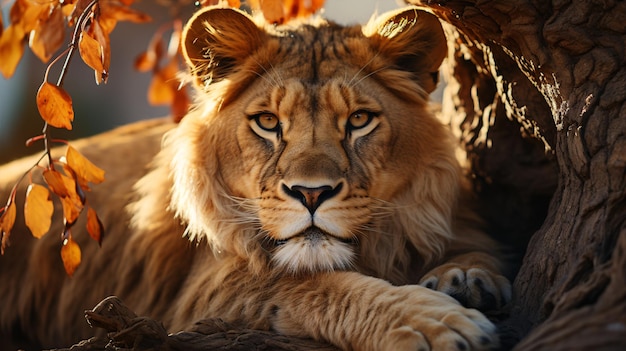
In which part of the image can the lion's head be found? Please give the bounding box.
[143,6,456,282]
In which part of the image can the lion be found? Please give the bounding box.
[0,5,512,351]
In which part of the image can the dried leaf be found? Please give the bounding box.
[44,168,83,225]
[61,2,75,19]
[68,0,91,27]
[167,24,181,57]
[286,0,324,18]
[307,0,326,17]
[134,51,155,72]
[172,85,190,123]
[79,29,104,73]
[259,0,285,24]
[100,1,151,24]
[36,82,74,130]
[9,0,26,24]
[43,168,70,198]
[61,234,81,276]
[0,25,26,79]
[24,183,53,238]
[59,162,88,192]
[134,38,163,72]
[247,0,325,23]
[147,60,177,105]
[0,201,17,254]
[10,0,46,32]
[86,206,104,245]
[29,5,65,63]
[59,178,84,226]
[196,0,240,7]
[66,145,105,186]
[91,20,111,84]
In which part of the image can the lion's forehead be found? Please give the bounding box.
[260,24,380,82]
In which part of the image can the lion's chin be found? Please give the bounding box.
[271,227,355,273]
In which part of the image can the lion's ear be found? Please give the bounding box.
[364,7,447,94]
[182,7,266,88]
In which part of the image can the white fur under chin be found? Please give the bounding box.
[272,235,355,273]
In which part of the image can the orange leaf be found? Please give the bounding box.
[259,0,285,24]
[0,25,26,79]
[100,1,151,24]
[79,29,104,73]
[302,0,325,17]
[9,0,27,24]
[61,234,81,276]
[172,86,190,123]
[134,51,155,72]
[0,201,17,254]
[43,168,70,198]
[134,37,163,73]
[10,0,47,33]
[24,183,53,238]
[68,0,91,27]
[36,82,74,130]
[196,0,241,7]
[29,5,65,63]
[61,3,75,19]
[167,24,181,57]
[43,168,83,225]
[59,162,89,192]
[66,145,105,186]
[86,206,104,245]
[59,177,84,226]
[61,196,82,226]
[91,20,111,84]
[148,63,176,105]
[247,0,324,23]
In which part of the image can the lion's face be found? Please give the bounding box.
[169,6,455,275]
[230,75,428,272]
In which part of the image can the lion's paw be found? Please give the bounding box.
[419,264,512,311]
[379,288,499,351]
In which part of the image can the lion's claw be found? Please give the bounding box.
[375,286,499,351]
[420,265,512,311]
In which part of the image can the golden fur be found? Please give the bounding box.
[0,6,510,351]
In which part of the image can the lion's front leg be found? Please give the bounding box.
[271,272,498,351]
[419,252,512,312]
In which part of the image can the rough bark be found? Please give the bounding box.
[48,0,625,350]
[408,0,626,349]
[48,297,339,351]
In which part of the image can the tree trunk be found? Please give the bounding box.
[408,0,626,349]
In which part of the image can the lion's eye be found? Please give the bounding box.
[347,110,375,130]
[253,113,280,132]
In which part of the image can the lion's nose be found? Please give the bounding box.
[282,183,343,214]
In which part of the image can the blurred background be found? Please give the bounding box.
[0,0,405,164]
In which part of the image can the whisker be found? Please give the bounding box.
[249,56,282,89]
[350,65,391,88]
[347,53,381,88]
[241,69,278,88]
[266,60,284,87]
[352,223,396,239]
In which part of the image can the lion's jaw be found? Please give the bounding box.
[271,227,356,273]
